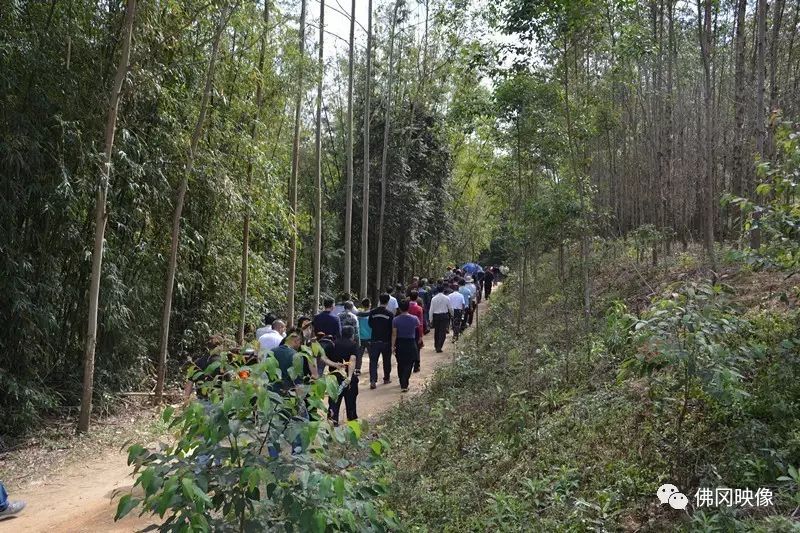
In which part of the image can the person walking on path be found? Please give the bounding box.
[418,278,432,334]
[447,286,466,341]
[391,300,421,392]
[338,301,360,349]
[267,328,313,455]
[474,269,485,304]
[385,287,399,315]
[356,298,372,376]
[428,287,453,352]
[313,298,341,339]
[408,290,425,372]
[327,326,359,425]
[458,278,473,330]
[465,276,478,326]
[367,293,394,388]
[483,267,495,299]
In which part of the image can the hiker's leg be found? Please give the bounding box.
[328,393,342,426]
[368,342,380,384]
[0,482,7,512]
[380,341,392,381]
[345,375,359,420]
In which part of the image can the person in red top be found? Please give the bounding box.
[408,290,424,373]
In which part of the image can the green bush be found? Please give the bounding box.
[116,354,399,532]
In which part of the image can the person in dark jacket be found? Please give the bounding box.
[313,297,341,339]
[327,326,359,425]
[483,268,495,299]
[367,293,394,389]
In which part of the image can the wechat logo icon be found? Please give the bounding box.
[657,483,688,510]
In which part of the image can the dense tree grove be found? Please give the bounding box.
[474,0,800,322]
[0,0,489,435]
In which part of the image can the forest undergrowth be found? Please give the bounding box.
[379,243,800,532]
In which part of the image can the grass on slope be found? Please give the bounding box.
[379,245,800,532]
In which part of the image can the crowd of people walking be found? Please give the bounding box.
[184,264,503,430]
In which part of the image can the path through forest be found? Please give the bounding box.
[3,293,494,532]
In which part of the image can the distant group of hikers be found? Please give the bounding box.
[183,264,504,430]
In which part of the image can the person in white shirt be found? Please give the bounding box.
[385,286,399,315]
[255,313,276,339]
[258,319,286,358]
[428,287,453,353]
[447,287,466,341]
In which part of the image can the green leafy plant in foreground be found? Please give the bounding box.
[115,355,398,532]
[619,281,755,483]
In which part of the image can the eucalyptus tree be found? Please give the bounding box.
[287,0,308,325]
[79,0,137,433]
[360,0,373,299]
[344,0,357,295]
[313,0,325,311]
[155,5,232,405]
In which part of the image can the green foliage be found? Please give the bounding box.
[116,355,398,532]
[724,124,800,272]
[379,246,800,531]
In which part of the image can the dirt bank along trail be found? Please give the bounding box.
[4,293,494,532]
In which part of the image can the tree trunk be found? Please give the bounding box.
[697,0,716,267]
[238,0,270,345]
[767,0,786,157]
[732,0,747,203]
[154,8,228,405]
[561,39,591,326]
[375,0,399,299]
[665,0,675,253]
[78,0,136,433]
[754,0,768,158]
[313,0,324,312]
[343,0,356,296]
[287,0,307,326]
[360,0,373,299]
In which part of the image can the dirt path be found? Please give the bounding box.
[3,293,495,532]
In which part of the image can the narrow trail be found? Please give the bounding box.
[4,293,495,532]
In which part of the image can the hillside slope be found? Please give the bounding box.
[379,246,800,532]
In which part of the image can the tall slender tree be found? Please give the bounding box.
[154,7,229,404]
[79,0,137,433]
[344,0,356,296]
[288,0,308,326]
[698,0,716,267]
[376,0,400,297]
[360,0,373,299]
[313,0,325,311]
[238,0,270,345]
